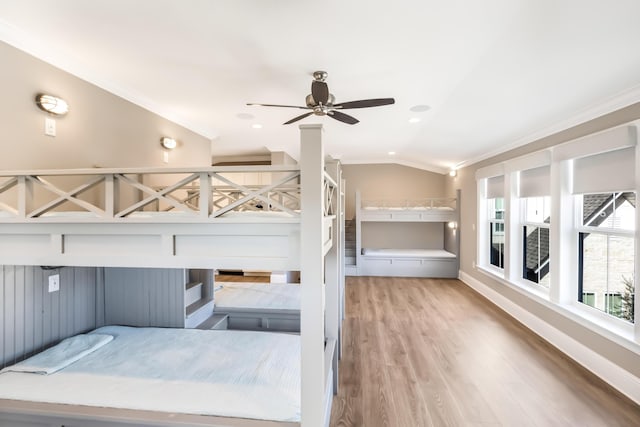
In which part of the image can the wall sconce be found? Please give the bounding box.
[447,221,457,229]
[161,137,177,150]
[35,94,69,116]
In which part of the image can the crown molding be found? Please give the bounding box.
[455,83,640,170]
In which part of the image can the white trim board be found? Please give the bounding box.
[455,84,640,170]
[458,270,640,406]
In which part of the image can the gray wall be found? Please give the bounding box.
[104,268,186,328]
[361,222,445,249]
[0,41,211,170]
[342,163,446,220]
[0,265,100,369]
[449,101,640,379]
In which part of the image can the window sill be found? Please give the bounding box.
[475,264,640,355]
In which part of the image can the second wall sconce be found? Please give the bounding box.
[35,94,69,116]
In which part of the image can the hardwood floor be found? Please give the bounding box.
[330,276,640,427]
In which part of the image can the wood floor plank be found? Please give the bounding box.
[330,277,640,427]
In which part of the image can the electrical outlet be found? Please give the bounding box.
[48,274,60,293]
[45,117,56,137]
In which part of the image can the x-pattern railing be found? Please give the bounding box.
[0,166,306,221]
[362,197,456,209]
[323,171,337,216]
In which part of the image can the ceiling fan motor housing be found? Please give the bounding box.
[306,93,335,110]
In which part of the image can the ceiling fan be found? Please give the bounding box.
[247,71,395,125]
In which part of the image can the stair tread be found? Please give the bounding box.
[186,298,214,317]
[185,281,203,290]
[196,313,229,329]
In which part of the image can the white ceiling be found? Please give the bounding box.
[2,0,640,173]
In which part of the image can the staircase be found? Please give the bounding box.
[184,271,215,329]
[345,219,358,276]
[184,281,214,328]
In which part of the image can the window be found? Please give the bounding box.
[578,192,635,323]
[475,126,639,345]
[489,197,505,268]
[522,196,551,287]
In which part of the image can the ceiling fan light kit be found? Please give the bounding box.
[247,71,395,125]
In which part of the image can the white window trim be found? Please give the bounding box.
[475,122,640,346]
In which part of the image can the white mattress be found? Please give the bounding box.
[0,326,301,422]
[215,282,300,312]
[362,248,456,259]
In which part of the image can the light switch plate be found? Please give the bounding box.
[48,274,60,292]
[45,117,56,137]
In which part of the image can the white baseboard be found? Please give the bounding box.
[459,270,640,405]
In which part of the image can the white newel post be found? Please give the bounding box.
[299,124,326,427]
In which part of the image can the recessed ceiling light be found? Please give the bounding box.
[409,105,431,113]
[237,113,255,120]
[251,123,263,129]
[409,117,421,123]
[388,151,396,155]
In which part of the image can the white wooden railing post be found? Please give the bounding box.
[325,159,341,394]
[17,175,33,218]
[105,174,115,218]
[299,124,325,427]
[199,172,211,218]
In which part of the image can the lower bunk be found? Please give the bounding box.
[213,282,301,332]
[0,325,334,427]
[359,248,458,278]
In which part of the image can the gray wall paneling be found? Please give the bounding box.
[1,265,99,369]
[104,268,186,328]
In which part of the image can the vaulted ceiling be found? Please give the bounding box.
[2,0,640,173]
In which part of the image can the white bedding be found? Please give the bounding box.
[1,334,112,375]
[215,282,300,312]
[362,248,456,258]
[0,326,301,422]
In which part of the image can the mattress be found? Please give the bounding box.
[215,282,300,312]
[0,326,301,422]
[361,248,456,259]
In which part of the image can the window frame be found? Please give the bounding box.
[575,193,635,326]
[474,125,639,344]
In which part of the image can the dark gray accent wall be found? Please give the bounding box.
[104,268,186,328]
[0,265,99,369]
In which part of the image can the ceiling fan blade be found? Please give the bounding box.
[247,103,309,109]
[311,81,329,105]
[328,110,359,125]
[283,111,314,125]
[333,98,395,109]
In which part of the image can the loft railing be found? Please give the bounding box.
[0,164,338,222]
[0,166,300,221]
[361,197,456,209]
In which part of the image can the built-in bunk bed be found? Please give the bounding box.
[0,124,340,427]
[353,189,460,278]
[213,281,301,332]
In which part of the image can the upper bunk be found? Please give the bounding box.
[0,163,338,271]
[356,190,457,222]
